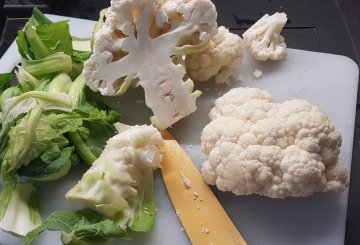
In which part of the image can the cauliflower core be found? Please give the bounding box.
[243,12,287,61]
[84,0,218,130]
[66,124,164,218]
[201,87,349,198]
[185,26,244,84]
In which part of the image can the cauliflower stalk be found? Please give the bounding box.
[84,0,218,130]
[185,26,244,84]
[66,124,164,231]
[243,12,288,61]
[0,181,41,237]
[201,87,349,198]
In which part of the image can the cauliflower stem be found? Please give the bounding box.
[84,0,218,130]
[65,125,164,231]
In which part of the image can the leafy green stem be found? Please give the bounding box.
[67,131,97,165]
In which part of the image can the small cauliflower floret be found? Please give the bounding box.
[243,12,288,61]
[201,116,249,154]
[84,0,218,130]
[185,26,244,84]
[66,125,164,229]
[201,87,349,198]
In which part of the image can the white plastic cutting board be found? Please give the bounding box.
[0,15,358,245]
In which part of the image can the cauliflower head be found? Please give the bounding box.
[201,87,349,198]
[243,12,287,61]
[83,0,218,130]
[65,124,164,227]
[185,26,244,84]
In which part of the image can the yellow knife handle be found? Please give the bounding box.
[160,130,247,245]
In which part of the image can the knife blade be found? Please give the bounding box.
[160,130,247,245]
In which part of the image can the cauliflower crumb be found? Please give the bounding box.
[202,228,210,234]
[185,26,244,84]
[201,87,349,198]
[193,192,199,200]
[180,172,192,189]
[253,68,263,78]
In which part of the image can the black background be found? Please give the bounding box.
[0,0,359,244]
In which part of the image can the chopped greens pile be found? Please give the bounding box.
[0,8,146,244]
[24,209,129,245]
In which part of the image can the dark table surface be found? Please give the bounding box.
[0,0,359,244]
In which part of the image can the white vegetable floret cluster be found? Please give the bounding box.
[185,26,244,84]
[66,124,164,217]
[201,87,349,198]
[243,12,288,61]
[84,0,218,130]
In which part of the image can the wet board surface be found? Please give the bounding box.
[0,15,358,245]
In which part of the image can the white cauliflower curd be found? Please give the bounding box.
[185,26,244,84]
[83,0,218,130]
[201,87,349,198]
[243,12,288,61]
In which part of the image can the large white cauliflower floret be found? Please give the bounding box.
[201,87,349,198]
[243,12,288,61]
[185,26,244,84]
[83,0,218,130]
